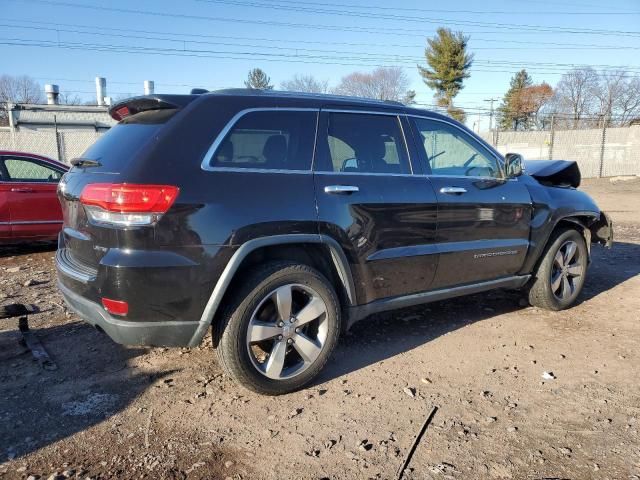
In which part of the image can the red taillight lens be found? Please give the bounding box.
[80,184,179,213]
[113,106,130,121]
[102,298,129,316]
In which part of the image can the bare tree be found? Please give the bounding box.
[592,71,627,127]
[0,74,44,104]
[0,74,44,125]
[551,68,599,128]
[615,77,640,125]
[551,68,640,127]
[280,74,329,94]
[59,91,84,105]
[332,67,411,102]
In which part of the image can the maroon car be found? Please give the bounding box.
[0,151,68,244]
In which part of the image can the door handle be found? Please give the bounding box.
[10,187,35,193]
[439,186,467,195]
[324,185,359,195]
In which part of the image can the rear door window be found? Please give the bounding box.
[207,110,317,171]
[316,112,410,174]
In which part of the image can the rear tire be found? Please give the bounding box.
[214,261,341,395]
[528,228,588,311]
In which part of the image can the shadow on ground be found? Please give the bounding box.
[0,242,57,259]
[317,241,639,384]
[0,319,175,461]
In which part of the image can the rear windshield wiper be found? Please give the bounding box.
[71,157,102,168]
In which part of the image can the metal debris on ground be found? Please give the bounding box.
[396,405,439,480]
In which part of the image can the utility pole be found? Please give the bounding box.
[484,98,499,146]
[483,98,498,132]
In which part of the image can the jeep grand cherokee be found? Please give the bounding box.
[56,89,613,395]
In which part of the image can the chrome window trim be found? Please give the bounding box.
[318,109,413,175]
[314,171,417,178]
[407,114,506,179]
[0,180,62,185]
[200,107,320,172]
[202,166,311,175]
[322,108,403,116]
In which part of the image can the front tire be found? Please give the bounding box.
[528,228,588,311]
[214,261,341,395]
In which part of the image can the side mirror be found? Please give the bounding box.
[505,153,525,178]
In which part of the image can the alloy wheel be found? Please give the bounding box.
[550,240,584,301]
[246,283,329,380]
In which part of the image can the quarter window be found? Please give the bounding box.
[411,118,503,178]
[317,113,410,174]
[3,157,63,182]
[209,110,317,171]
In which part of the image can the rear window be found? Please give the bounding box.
[78,109,174,171]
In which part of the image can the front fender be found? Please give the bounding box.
[519,178,608,275]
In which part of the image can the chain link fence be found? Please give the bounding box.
[480,124,640,178]
[0,127,102,164]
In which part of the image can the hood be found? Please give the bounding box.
[524,159,581,188]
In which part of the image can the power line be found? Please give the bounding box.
[9,0,640,39]
[6,22,640,67]
[5,18,639,52]
[194,0,640,37]
[4,37,640,79]
[198,0,640,16]
[3,25,640,75]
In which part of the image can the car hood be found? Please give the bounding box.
[524,159,581,188]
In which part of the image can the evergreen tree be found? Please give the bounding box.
[498,69,533,130]
[402,90,417,105]
[244,68,273,90]
[418,28,473,114]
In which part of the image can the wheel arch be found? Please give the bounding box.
[187,234,356,347]
[555,212,600,256]
[535,212,598,273]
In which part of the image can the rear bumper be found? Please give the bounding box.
[58,279,200,347]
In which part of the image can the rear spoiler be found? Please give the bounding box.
[109,94,199,121]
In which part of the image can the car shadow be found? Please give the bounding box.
[0,242,57,259]
[316,241,638,384]
[0,319,174,461]
[578,242,640,302]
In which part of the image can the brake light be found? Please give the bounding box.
[80,183,179,226]
[112,105,130,121]
[102,298,129,316]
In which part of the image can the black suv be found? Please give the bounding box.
[56,89,612,395]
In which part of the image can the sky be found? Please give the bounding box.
[2,0,640,130]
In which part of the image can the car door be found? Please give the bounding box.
[313,109,438,304]
[0,162,11,240]
[407,116,532,289]
[2,155,65,240]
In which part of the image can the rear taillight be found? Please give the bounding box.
[80,183,179,226]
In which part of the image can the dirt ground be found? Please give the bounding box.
[1,177,639,480]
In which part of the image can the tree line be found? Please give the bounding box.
[497,68,640,130]
[3,26,640,129]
